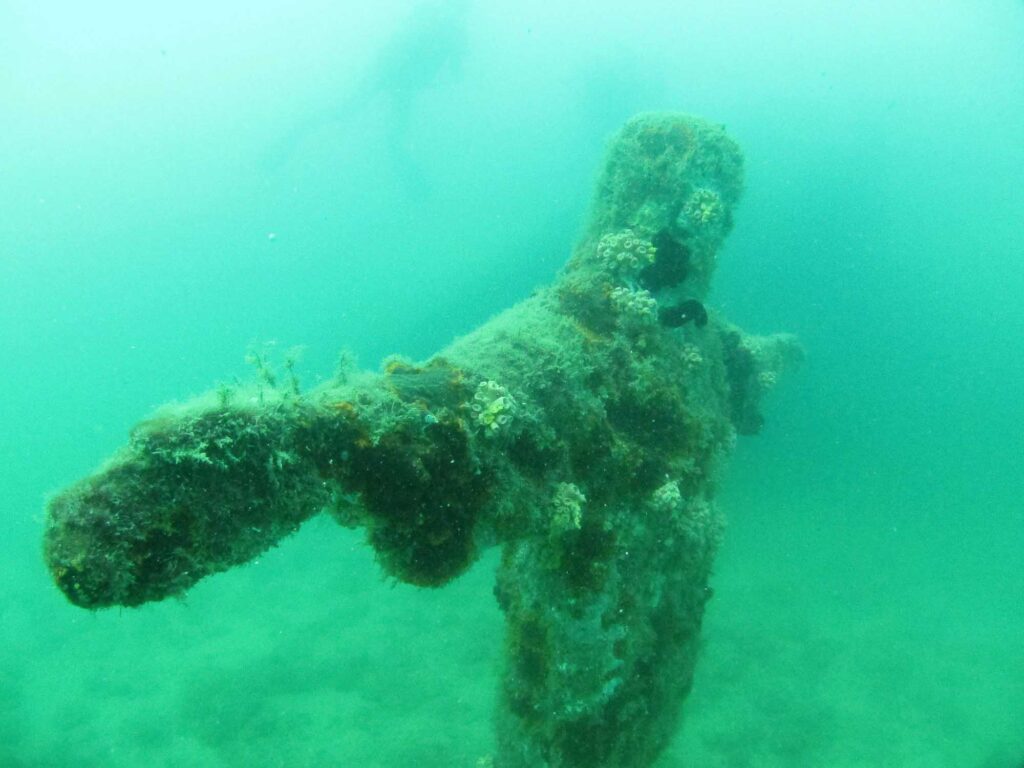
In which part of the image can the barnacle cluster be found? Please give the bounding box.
[681,342,704,370]
[472,379,516,435]
[757,370,778,391]
[650,480,683,516]
[549,482,586,535]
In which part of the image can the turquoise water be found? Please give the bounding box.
[3,1,1023,765]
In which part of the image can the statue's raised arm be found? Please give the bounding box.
[44,113,801,768]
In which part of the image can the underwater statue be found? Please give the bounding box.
[44,112,800,767]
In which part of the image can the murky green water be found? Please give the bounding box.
[2,2,1022,765]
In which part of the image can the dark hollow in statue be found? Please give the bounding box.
[44,113,800,768]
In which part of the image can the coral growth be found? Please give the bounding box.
[596,229,657,277]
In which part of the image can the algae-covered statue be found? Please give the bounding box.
[44,113,800,768]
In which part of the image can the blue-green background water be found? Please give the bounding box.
[3,1,1023,765]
